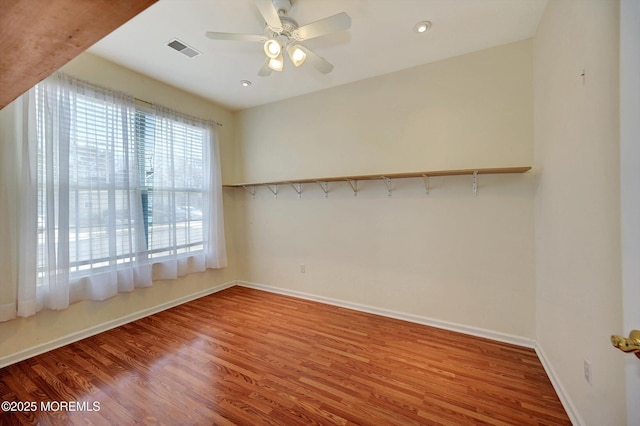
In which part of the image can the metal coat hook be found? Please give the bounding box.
[347,179,358,196]
[316,181,329,198]
[472,171,478,196]
[421,174,430,195]
[290,182,302,199]
[242,185,256,199]
[381,176,392,197]
[266,183,278,199]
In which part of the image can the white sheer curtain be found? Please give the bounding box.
[202,115,227,271]
[0,97,24,321]
[17,73,152,316]
[3,72,227,321]
[145,105,227,280]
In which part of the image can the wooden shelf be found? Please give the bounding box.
[222,167,531,188]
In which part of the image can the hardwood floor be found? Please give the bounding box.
[0,286,570,425]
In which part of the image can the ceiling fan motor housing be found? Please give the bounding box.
[268,16,299,42]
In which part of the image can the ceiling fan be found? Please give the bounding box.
[205,0,351,76]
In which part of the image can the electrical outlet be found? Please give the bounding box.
[584,359,592,386]
[300,264,305,273]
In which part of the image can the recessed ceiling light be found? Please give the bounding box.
[414,21,432,34]
[240,80,252,87]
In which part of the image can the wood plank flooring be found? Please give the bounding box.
[0,286,570,425]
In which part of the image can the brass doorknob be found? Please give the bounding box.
[611,330,640,359]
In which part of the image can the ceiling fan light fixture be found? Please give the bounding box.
[264,39,282,59]
[268,52,284,72]
[204,1,351,76]
[287,45,307,67]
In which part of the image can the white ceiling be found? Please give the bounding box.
[88,0,547,111]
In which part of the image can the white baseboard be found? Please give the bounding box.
[0,281,236,369]
[237,281,536,349]
[535,343,583,426]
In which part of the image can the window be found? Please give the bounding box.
[23,72,226,314]
[35,84,146,277]
[135,108,207,260]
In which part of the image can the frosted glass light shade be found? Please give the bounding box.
[268,52,284,71]
[264,39,282,59]
[288,45,307,67]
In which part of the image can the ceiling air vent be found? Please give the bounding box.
[167,38,201,58]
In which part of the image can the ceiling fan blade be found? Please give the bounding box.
[254,0,283,32]
[258,58,272,77]
[205,32,267,43]
[297,45,334,74]
[293,12,351,41]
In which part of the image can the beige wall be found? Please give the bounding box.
[233,40,537,339]
[533,0,625,424]
[0,53,238,363]
[235,40,533,184]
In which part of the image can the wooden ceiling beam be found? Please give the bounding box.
[0,0,157,109]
